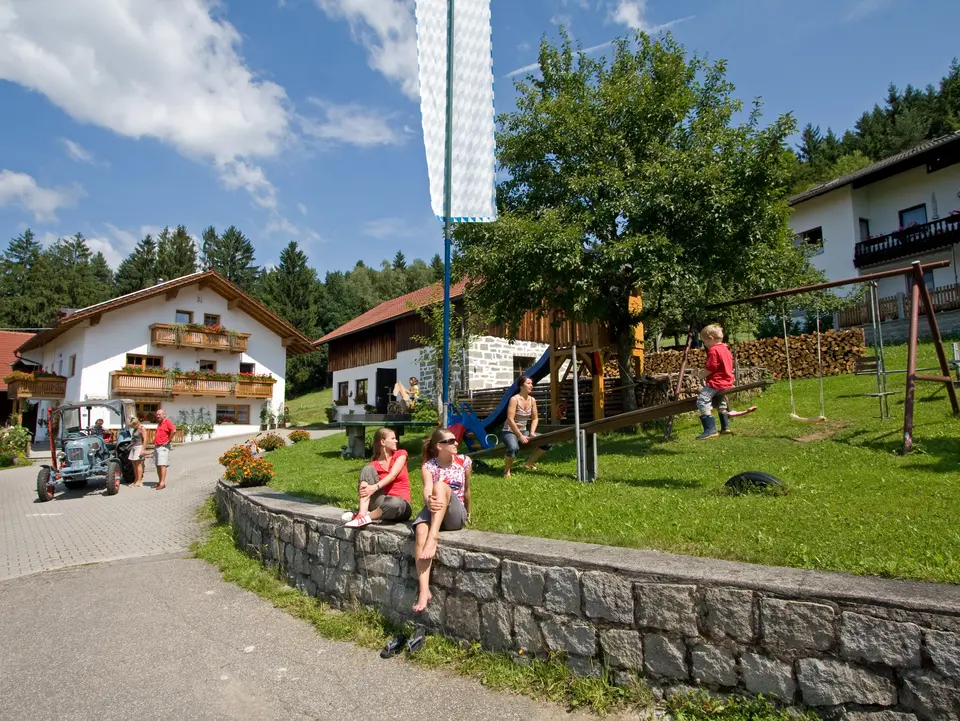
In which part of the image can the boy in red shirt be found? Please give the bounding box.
[696,324,735,439]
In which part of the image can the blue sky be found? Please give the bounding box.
[1,0,958,276]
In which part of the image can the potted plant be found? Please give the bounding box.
[268,410,277,430]
[283,405,291,427]
[260,401,271,431]
[276,402,286,428]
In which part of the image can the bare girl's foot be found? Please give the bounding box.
[419,535,439,560]
[154,484,166,490]
[523,464,538,471]
[504,470,511,478]
[413,590,432,613]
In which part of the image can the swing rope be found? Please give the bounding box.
[782,312,827,424]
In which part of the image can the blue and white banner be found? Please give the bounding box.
[415,0,497,223]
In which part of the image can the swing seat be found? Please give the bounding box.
[789,413,826,424]
[728,406,757,418]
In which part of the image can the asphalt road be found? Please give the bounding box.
[0,554,587,721]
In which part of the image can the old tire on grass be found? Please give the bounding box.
[37,467,55,502]
[64,480,88,491]
[725,471,782,495]
[105,460,121,496]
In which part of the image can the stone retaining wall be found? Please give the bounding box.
[216,482,960,720]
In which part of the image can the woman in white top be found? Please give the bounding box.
[501,375,549,477]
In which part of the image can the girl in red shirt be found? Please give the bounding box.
[344,428,412,528]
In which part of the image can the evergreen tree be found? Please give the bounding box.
[114,234,157,295]
[46,233,105,310]
[89,252,116,303]
[392,250,407,270]
[258,242,325,395]
[156,224,198,280]
[429,253,444,282]
[202,225,258,289]
[0,229,56,328]
[200,225,218,270]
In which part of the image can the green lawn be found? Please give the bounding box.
[286,387,333,426]
[266,341,960,585]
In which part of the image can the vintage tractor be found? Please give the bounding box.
[36,399,137,502]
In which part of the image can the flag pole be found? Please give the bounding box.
[441,0,455,426]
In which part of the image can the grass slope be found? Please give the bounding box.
[266,342,960,584]
[286,387,333,426]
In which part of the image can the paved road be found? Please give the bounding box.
[0,554,585,721]
[0,434,266,581]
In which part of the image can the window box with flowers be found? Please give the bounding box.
[150,323,250,353]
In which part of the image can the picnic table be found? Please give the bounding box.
[335,417,438,459]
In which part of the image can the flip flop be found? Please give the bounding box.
[406,625,426,655]
[380,634,407,659]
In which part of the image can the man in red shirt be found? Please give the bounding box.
[696,324,735,439]
[153,408,176,490]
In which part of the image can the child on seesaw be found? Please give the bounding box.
[696,324,735,439]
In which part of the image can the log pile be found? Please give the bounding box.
[645,328,865,381]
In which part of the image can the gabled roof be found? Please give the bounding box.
[315,279,468,346]
[15,270,314,355]
[0,331,36,390]
[789,131,960,206]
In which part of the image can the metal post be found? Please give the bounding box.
[876,284,890,418]
[868,283,883,421]
[902,280,921,454]
[571,344,582,482]
[440,0,456,427]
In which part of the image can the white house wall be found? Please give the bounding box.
[331,348,421,419]
[24,280,289,442]
[789,162,960,288]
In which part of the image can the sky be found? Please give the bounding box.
[1,0,958,277]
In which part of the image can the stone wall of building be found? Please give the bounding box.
[465,336,550,391]
[217,482,960,721]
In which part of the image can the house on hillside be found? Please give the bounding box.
[10,270,313,442]
[314,281,555,419]
[0,331,37,425]
[788,131,960,337]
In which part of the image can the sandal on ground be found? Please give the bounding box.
[380,634,408,659]
[406,625,426,655]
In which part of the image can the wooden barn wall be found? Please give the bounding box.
[327,329,396,371]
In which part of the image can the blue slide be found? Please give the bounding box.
[449,348,552,451]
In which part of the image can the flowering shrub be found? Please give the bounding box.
[222,455,274,487]
[219,444,254,467]
[288,429,310,444]
[0,425,31,454]
[238,372,275,381]
[257,433,286,451]
[120,365,169,375]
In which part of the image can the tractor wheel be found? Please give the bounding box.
[64,480,88,491]
[105,460,121,496]
[120,457,135,485]
[37,468,55,502]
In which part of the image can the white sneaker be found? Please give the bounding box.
[344,513,372,528]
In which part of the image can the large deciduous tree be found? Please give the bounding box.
[454,31,814,411]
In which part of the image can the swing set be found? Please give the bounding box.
[707,259,958,453]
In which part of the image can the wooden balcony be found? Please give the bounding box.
[110,371,276,399]
[854,216,960,268]
[150,323,250,353]
[6,376,67,400]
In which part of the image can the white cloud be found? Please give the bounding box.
[296,202,308,216]
[0,0,290,206]
[551,14,573,27]
[265,213,323,251]
[362,216,419,239]
[217,158,278,210]
[517,41,531,53]
[302,99,406,147]
[609,0,693,33]
[314,0,419,100]
[507,40,612,78]
[60,138,99,165]
[844,0,892,21]
[0,169,82,222]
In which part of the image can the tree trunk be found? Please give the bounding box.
[616,324,638,414]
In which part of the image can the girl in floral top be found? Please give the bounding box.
[411,428,472,612]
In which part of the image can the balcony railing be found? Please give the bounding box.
[110,371,276,399]
[6,376,67,400]
[150,323,250,353]
[854,216,960,268]
[836,283,960,327]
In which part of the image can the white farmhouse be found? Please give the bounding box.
[788,131,960,337]
[314,280,552,419]
[9,270,313,443]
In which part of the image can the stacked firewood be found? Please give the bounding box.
[645,329,865,381]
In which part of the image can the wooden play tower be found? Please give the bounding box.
[547,293,645,423]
